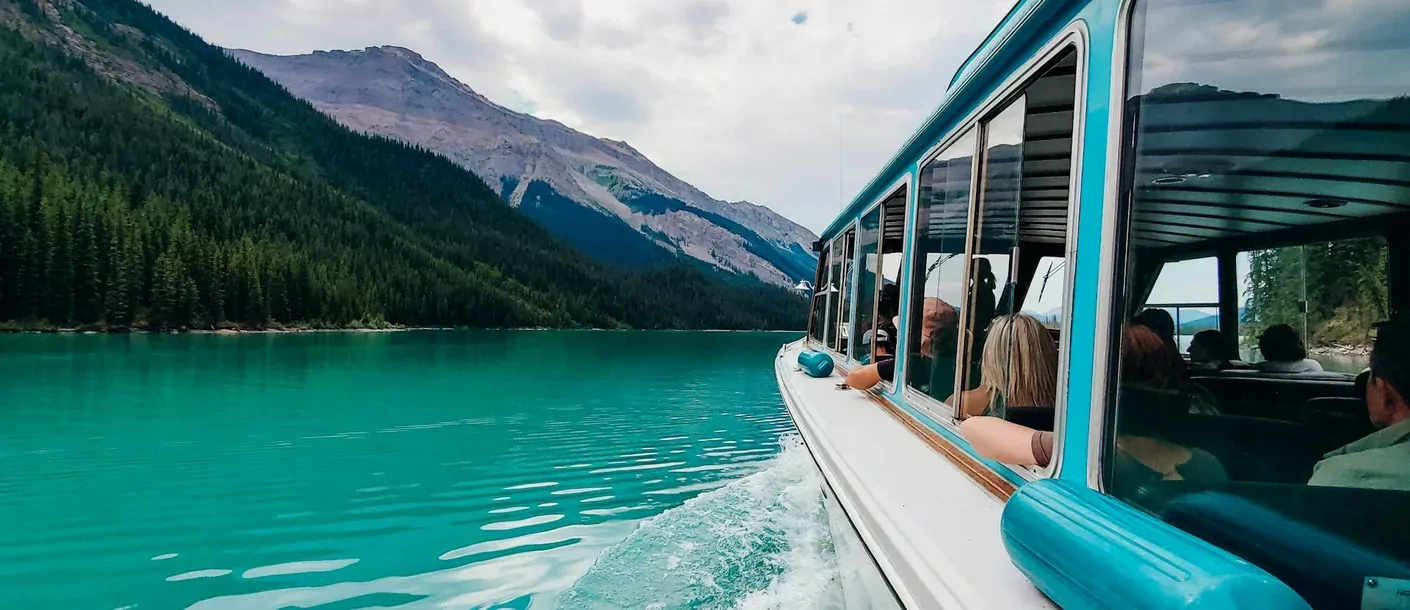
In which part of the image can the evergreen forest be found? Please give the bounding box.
[0,0,807,331]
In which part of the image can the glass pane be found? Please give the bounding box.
[823,246,841,347]
[877,251,903,359]
[832,232,855,354]
[1020,256,1066,329]
[957,100,1025,418]
[1241,238,1388,372]
[808,295,826,343]
[852,209,882,363]
[1108,1,1410,606]
[904,130,975,405]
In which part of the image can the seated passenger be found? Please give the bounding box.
[845,356,896,391]
[849,299,955,391]
[1134,308,1177,346]
[1188,329,1247,371]
[851,328,885,360]
[905,298,960,394]
[1254,323,1325,373]
[1309,317,1410,491]
[946,313,1058,419]
[962,325,1228,484]
[1134,307,1188,381]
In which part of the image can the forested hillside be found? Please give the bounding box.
[1243,237,1388,348]
[0,0,806,331]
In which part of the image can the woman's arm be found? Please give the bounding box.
[960,416,1053,467]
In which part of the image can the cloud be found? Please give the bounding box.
[143,0,1015,233]
[791,11,809,25]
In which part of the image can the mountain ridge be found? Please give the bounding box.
[226,45,819,286]
[0,0,805,331]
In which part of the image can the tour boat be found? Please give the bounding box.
[776,0,1410,607]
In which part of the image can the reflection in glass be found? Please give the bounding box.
[905,130,975,405]
[823,246,842,347]
[830,232,855,354]
[957,100,1025,418]
[1108,1,1410,606]
[852,209,882,363]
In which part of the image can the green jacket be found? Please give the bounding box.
[1309,419,1410,491]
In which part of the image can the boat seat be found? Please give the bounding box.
[1164,415,1336,483]
[1188,373,1355,420]
[1130,481,1410,610]
[1297,397,1373,451]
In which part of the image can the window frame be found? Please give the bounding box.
[831,228,858,355]
[1088,0,1406,489]
[854,177,912,375]
[902,126,979,424]
[893,25,1089,482]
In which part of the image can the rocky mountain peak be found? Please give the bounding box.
[230,46,818,286]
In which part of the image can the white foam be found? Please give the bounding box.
[558,436,843,609]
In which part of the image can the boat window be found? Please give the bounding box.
[853,187,907,365]
[1103,0,1410,607]
[853,208,882,363]
[904,129,975,407]
[829,230,855,354]
[1142,256,1220,354]
[1239,238,1390,369]
[956,99,1025,418]
[949,45,1078,424]
[877,189,908,368]
[807,246,829,345]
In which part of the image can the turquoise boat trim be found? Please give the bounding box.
[1002,480,1311,609]
[890,398,1031,489]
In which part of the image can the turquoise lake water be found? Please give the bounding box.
[0,331,841,609]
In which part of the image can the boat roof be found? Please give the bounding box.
[821,0,1081,239]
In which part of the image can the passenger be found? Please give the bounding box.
[1254,323,1325,373]
[907,297,960,394]
[946,313,1058,419]
[1187,330,1245,371]
[845,356,897,391]
[858,327,891,363]
[1309,317,1410,491]
[962,325,1227,485]
[1134,307,1187,380]
[1134,308,1177,347]
[970,259,998,337]
[849,298,955,391]
[877,283,900,354]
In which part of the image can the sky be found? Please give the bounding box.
[140,0,1017,233]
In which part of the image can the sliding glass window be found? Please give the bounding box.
[904,130,975,407]
[852,208,882,363]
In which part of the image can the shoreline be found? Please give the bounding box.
[0,326,804,335]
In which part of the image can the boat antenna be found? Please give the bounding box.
[1037,260,1065,302]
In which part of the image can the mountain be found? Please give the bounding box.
[0,0,805,330]
[225,46,819,287]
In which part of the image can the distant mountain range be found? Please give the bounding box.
[0,0,806,331]
[227,46,819,287]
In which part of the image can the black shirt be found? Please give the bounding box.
[877,357,896,382]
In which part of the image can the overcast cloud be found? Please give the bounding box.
[143,0,1015,232]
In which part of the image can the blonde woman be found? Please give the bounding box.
[947,313,1059,419]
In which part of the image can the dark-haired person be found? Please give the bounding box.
[1309,317,1410,491]
[1134,307,1189,382]
[1188,329,1245,371]
[1134,308,1177,347]
[1254,323,1325,373]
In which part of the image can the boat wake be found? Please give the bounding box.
[556,435,844,610]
